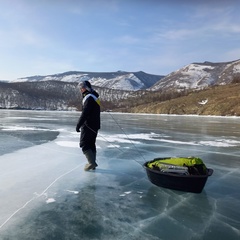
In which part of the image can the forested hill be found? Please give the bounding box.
[121,83,240,116]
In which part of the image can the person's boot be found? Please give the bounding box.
[92,150,97,168]
[92,150,98,170]
[83,149,97,171]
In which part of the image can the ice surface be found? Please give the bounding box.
[0,110,239,239]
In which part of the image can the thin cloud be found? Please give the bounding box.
[116,35,141,44]
[212,22,240,34]
[158,28,198,40]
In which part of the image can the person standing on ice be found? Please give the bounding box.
[76,81,101,171]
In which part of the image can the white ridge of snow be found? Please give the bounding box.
[90,73,144,90]
[11,72,145,91]
[233,63,240,73]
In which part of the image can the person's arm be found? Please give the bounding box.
[76,97,94,131]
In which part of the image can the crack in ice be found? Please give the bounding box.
[0,163,82,230]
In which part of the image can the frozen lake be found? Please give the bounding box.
[0,110,239,240]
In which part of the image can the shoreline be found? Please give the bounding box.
[1,109,240,119]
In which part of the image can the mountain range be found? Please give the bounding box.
[0,59,240,113]
[11,71,164,91]
[150,59,240,91]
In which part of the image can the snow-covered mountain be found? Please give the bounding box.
[12,71,163,91]
[150,59,240,91]
[1,59,240,111]
[6,59,240,93]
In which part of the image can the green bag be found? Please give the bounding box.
[147,157,207,175]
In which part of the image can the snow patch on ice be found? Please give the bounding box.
[120,191,132,197]
[6,117,59,121]
[199,139,240,147]
[100,132,167,144]
[100,132,239,148]
[2,125,62,132]
[101,135,141,144]
[107,144,121,148]
[46,198,56,204]
[66,190,79,194]
[55,141,78,148]
[2,126,42,131]
[159,139,199,145]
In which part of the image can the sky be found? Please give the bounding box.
[0,0,240,80]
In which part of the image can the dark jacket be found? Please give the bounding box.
[76,90,100,132]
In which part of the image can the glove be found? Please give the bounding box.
[76,126,80,132]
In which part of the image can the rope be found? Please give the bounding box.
[84,113,146,167]
[85,124,126,155]
[107,112,146,163]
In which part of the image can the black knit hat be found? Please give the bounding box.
[78,81,92,92]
